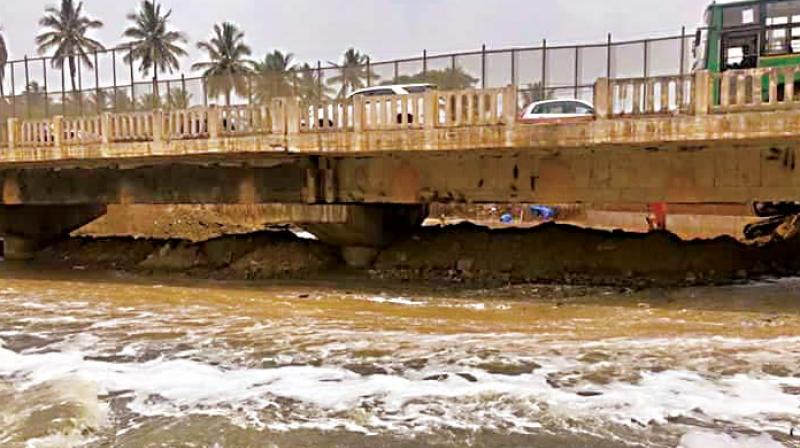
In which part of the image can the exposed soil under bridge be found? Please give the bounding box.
[21,223,800,288]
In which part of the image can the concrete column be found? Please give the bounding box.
[207,105,220,141]
[594,78,611,119]
[694,70,711,116]
[305,204,427,268]
[0,204,107,261]
[352,95,365,152]
[423,90,437,129]
[303,168,318,204]
[101,113,111,145]
[423,91,438,150]
[353,95,365,132]
[52,116,64,148]
[286,98,301,135]
[153,110,164,148]
[7,118,17,149]
[502,85,518,124]
[270,98,286,135]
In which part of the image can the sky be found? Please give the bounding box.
[0,0,715,72]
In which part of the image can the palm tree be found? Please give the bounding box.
[112,89,135,112]
[521,81,553,104]
[390,66,478,90]
[166,87,191,109]
[294,63,332,103]
[36,0,105,92]
[86,88,111,112]
[253,50,297,104]
[23,82,50,118]
[122,1,187,81]
[327,48,377,98]
[192,22,253,106]
[138,91,161,109]
[0,28,7,96]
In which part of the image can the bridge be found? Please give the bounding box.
[1,66,800,264]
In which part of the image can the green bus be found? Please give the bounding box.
[695,0,800,74]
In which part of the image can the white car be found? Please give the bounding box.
[304,84,439,129]
[345,83,439,126]
[347,83,437,99]
[520,99,594,121]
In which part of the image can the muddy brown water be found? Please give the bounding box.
[1,265,799,447]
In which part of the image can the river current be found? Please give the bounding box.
[0,266,799,447]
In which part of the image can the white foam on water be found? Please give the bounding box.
[358,295,428,307]
[677,430,786,448]
[2,334,800,443]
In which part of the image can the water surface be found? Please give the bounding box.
[1,267,798,447]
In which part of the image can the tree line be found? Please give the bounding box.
[0,0,483,114]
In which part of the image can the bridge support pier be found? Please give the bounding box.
[305,204,427,268]
[0,205,107,260]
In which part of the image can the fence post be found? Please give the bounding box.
[481,44,487,89]
[693,70,710,116]
[7,118,17,149]
[23,56,30,119]
[594,78,611,119]
[52,115,63,148]
[366,57,371,87]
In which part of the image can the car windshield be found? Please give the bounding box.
[404,85,435,94]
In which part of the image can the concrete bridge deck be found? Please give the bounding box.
[1,66,800,262]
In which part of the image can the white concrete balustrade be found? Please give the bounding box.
[712,66,800,111]
[5,69,800,152]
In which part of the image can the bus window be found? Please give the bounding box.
[766,26,788,53]
[722,34,759,70]
[723,5,759,27]
[727,47,745,66]
[766,0,800,53]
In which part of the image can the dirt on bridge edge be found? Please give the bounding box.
[26,223,800,287]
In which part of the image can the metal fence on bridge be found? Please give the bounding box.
[0,29,694,120]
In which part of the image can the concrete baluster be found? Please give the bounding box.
[7,118,17,149]
[693,70,710,116]
[593,78,611,119]
[101,113,111,145]
[259,105,269,133]
[353,95,365,133]
[52,116,63,148]
[285,98,301,135]
[152,110,164,153]
[207,105,220,141]
[769,70,779,105]
[270,98,286,135]
[752,71,763,105]
[660,79,670,113]
[785,68,795,103]
[423,90,437,129]
[502,85,518,125]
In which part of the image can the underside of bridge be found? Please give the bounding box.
[0,138,798,263]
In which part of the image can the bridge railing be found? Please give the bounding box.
[607,75,694,116]
[62,116,103,145]
[293,87,515,133]
[164,109,208,140]
[596,65,800,118]
[1,86,514,150]
[710,66,800,112]
[108,112,154,142]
